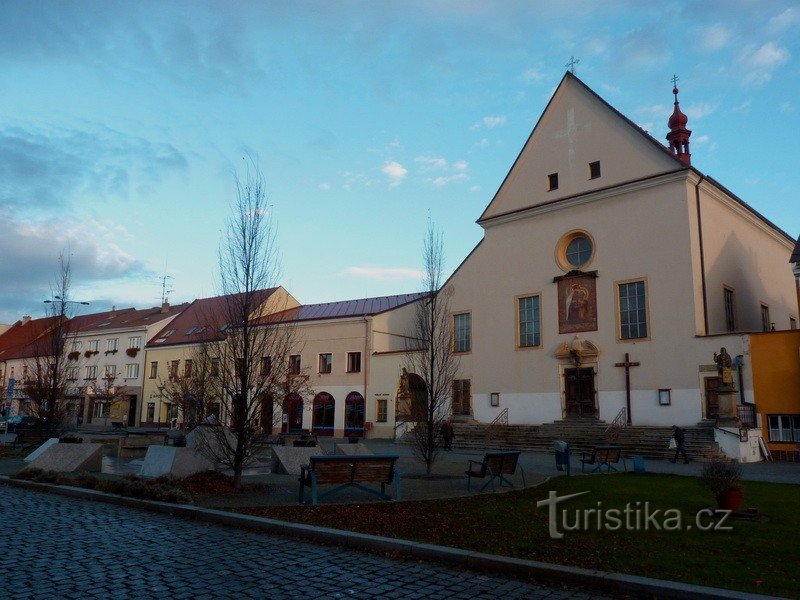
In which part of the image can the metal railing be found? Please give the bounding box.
[485,407,509,443]
[604,407,627,442]
[737,404,756,429]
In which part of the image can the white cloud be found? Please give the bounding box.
[482,115,507,128]
[738,42,790,86]
[779,101,794,114]
[342,266,424,281]
[732,99,751,112]
[475,138,490,148]
[381,161,407,187]
[699,25,730,52]
[684,103,716,120]
[768,8,798,32]
[428,173,468,187]
[469,185,482,193]
[521,68,544,82]
[694,135,711,144]
[637,104,669,117]
[318,182,330,190]
[415,155,448,171]
[452,160,468,171]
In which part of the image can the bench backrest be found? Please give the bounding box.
[308,455,398,485]
[596,445,622,462]
[485,451,521,475]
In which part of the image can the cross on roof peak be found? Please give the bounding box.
[566,56,580,74]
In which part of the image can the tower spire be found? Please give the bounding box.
[666,75,691,165]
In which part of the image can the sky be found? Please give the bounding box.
[1,0,798,323]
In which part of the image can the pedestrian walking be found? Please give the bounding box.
[440,419,455,451]
[669,425,689,464]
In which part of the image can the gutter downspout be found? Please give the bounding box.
[695,175,709,335]
[364,316,371,439]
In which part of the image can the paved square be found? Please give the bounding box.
[0,486,613,599]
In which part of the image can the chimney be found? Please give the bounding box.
[161,300,170,314]
[21,315,31,325]
[110,305,116,317]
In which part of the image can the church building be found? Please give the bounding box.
[444,72,797,438]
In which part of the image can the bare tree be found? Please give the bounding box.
[404,222,458,476]
[203,159,304,488]
[155,342,221,431]
[21,253,76,431]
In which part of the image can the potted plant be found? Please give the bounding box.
[67,351,80,361]
[105,349,118,355]
[84,350,94,358]
[700,458,743,511]
[126,347,140,357]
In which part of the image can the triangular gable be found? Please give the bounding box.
[478,72,685,223]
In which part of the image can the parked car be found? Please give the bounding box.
[6,415,39,433]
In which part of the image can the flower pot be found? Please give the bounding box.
[717,488,744,511]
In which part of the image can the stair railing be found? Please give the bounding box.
[485,407,509,443]
[604,407,627,442]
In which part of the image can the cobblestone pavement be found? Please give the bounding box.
[0,486,613,599]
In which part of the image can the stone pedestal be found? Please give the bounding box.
[27,443,104,473]
[334,443,373,456]
[272,445,324,475]
[140,446,213,479]
[716,389,737,421]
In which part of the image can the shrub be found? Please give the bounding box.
[700,458,742,496]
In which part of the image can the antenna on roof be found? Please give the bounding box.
[566,55,580,74]
[158,271,174,305]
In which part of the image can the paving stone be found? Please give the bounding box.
[0,485,610,599]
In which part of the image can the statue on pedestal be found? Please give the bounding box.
[713,347,734,389]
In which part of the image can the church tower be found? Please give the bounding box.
[666,81,691,165]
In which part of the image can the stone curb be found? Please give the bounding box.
[0,476,783,600]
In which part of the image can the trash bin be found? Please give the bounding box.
[554,440,571,476]
[633,455,646,473]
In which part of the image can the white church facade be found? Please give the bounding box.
[443,72,797,430]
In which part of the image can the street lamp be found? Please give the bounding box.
[43,297,90,305]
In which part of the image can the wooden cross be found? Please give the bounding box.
[614,353,640,425]
[671,73,679,88]
[566,56,580,74]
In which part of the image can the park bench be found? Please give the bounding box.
[298,455,401,505]
[465,451,526,492]
[12,428,58,450]
[580,445,627,473]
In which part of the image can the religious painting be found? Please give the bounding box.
[557,274,598,334]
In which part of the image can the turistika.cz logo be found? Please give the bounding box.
[536,491,733,539]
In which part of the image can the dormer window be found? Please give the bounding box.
[548,173,559,191]
[589,161,601,179]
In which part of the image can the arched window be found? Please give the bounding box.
[312,392,335,436]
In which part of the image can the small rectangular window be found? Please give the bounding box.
[104,365,116,379]
[619,280,648,340]
[107,338,118,352]
[589,161,601,179]
[260,356,272,377]
[211,358,220,377]
[724,287,736,332]
[184,359,193,378]
[170,360,179,379]
[67,367,79,381]
[289,355,301,375]
[518,295,541,348]
[548,172,559,191]
[453,312,472,353]
[85,365,97,380]
[149,361,158,379]
[128,336,141,349]
[791,317,797,330]
[126,364,139,379]
[318,353,332,374]
[147,402,155,423]
[376,398,388,423]
[760,304,771,332]
[346,352,361,373]
[88,340,99,352]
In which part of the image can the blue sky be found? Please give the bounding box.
[1,1,798,322]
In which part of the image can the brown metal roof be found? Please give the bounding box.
[256,292,428,325]
[0,316,62,361]
[146,288,279,348]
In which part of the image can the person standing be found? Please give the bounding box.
[440,419,455,451]
[670,425,689,464]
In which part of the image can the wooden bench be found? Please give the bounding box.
[465,451,526,492]
[12,428,57,450]
[580,445,626,473]
[299,455,401,505]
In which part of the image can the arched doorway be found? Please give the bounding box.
[344,392,365,438]
[281,393,303,433]
[312,392,335,436]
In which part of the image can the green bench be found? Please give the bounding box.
[466,451,526,491]
[299,455,401,505]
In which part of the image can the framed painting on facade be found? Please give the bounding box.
[557,274,598,334]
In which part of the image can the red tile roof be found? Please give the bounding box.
[70,303,191,333]
[146,289,279,348]
[0,316,62,361]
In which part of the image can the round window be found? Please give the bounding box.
[555,230,595,272]
[565,236,592,267]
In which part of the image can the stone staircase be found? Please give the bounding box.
[452,418,725,461]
